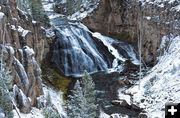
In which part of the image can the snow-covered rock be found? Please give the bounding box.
[13,58,30,94]
[17,26,30,38]
[14,84,67,118]
[125,35,180,117]
[17,89,31,113]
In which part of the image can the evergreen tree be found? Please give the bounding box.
[66,0,74,15]
[67,80,88,118]
[0,56,14,117]
[82,71,97,118]
[42,92,61,118]
[17,0,30,13]
[29,0,50,27]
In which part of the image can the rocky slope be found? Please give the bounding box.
[83,0,180,64]
[0,0,48,113]
[121,34,180,117]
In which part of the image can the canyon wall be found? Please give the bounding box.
[0,0,48,113]
[83,0,180,64]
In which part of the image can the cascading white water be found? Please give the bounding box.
[50,22,139,76]
[42,0,140,76]
[51,25,108,76]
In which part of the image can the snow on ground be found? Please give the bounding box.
[138,0,180,11]
[13,85,66,118]
[118,92,131,105]
[42,0,65,20]
[43,85,67,117]
[100,109,129,118]
[42,0,99,21]
[68,0,100,21]
[99,109,110,118]
[42,0,54,12]
[13,107,44,118]
[123,35,180,117]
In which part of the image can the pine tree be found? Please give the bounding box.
[67,80,88,118]
[17,0,30,13]
[42,92,61,118]
[66,0,74,15]
[77,0,82,11]
[67,72,97,118]
[82,71,97,118]
[0,56,14,117]
[29,0,50,27]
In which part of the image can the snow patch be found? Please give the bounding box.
[17,26,30,37]
[145,16,151,20]
[99,109,110,118]
[32,20,37,24]
[0,12,4,19]
[118,92,131,105]
[171,5,180,11]
[23,46,35,56]
[11,25,16,30]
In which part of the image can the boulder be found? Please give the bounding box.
[111,99,141,111]
[138,112,148,118]
[17,89,31,113]
[111,99,130,107]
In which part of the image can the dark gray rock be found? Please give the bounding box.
[138,112,148,118]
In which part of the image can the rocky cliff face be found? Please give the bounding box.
[0,0,48,113]
[83,0,180,64]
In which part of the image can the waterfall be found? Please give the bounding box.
[51,24,108,76]
[50,22,139,76]
[42,0,140,77]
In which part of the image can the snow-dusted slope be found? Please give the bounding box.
[68,0,99,21]
[42,0,99,21]
[13,85,66,118]
[138,0,180,13]
[124,35,180,117]
[139,0,180,10]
